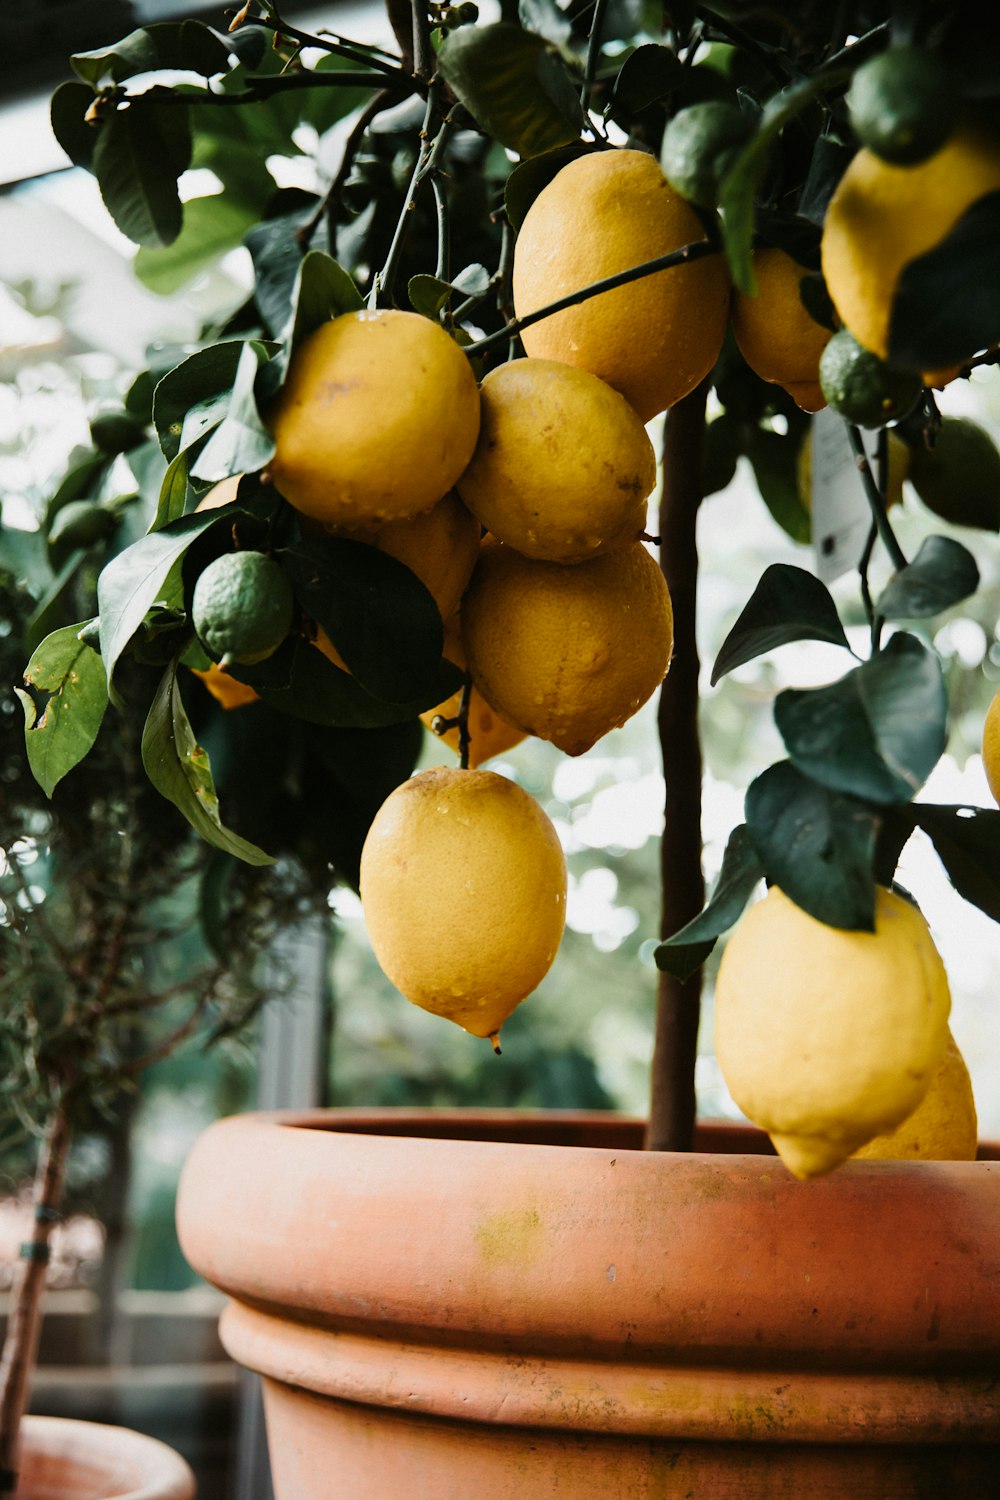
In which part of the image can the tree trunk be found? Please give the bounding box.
[0,1105,72,1494]
[645,384,708,1152]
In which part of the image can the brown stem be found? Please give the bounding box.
[645,383,708,1153]
[0,1105,72,1493]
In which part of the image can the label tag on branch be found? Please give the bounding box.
[809,406,873,583]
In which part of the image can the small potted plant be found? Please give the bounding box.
[16,0,1000,1494]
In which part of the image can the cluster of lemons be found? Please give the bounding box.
[187,132,988,1168]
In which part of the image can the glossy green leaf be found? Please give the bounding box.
[141,661,274,865]
[744,428,811,544]
[71,21,232,87]
[875,535,980,620]
[97,508,237,700]
[190,343,276,483]
[153,450,194,531]
[607,44,681,118]
[17,626,109,797]
[518,0,573,46]
[711,563,851,685]
[134,195,260,295]
[245,206,316,338]
[91,95,192,248]
[438,23,584,159]
[774,633,947,806]
[504,145,587,230]
[654,824,764,980]
[50,81,97,170]
[912,804,1000,924]
[229,634,463,728]
[267,250,364,389]
[745,762,877,930]
[719,72,837,294]
[280,537,444,702]
[408,275,455,320]
[888,191,1000,370]
[153,342,250,460]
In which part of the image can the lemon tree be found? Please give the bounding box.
[14,4,1000,1190]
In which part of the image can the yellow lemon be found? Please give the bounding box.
[461,540,673,756]
[821,126,1000,367]
[715,885,951,1179]
[420,612,528,767]
[852,1031,977,1161]
[731,248,832,412]
[512,149,730,422]
[983,687,1000,805]
[359,767,566,1045]
[455,358,655,562]
[267,309,480,526]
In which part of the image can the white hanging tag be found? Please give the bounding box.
[809,406,877,584]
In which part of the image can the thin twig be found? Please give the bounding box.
[237,13,407,77]
[467,236,721,358]
[846,424,908,573]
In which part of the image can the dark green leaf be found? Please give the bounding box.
[504,144,587,230]
[744,428,811,544]
[712,563,850,685]
[654,824,763,980]
[719,72,835,294]
[0,526,47,592]
[17,626,109,797]
[134,195,260,295]
[408,274,455,319]
[141,661,274,865]
[518,0,573,46]
[45,453,109,529]
[25,549,88,655]
[50,81,98,171]
[97,508,238,699]
[774,632,947,805]
[91,95,192,248]
[268,250,364,387]
[608,44,682,118]
[888,191,1000,370]
[438,23,584,159]
[152,450,194,531]
[913,803,1000,924]
[280,537,444,702]
[190,343,276,482]
[745,762,877,930]
[71,21,232,88]
[245,206,315,338]
[229,633,463,728]
[876,535,980,620]
[797,134,853,226]
[153,342,249,460]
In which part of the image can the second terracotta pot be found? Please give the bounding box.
[177,1110,1000,1499]
[14,1415,195,1500]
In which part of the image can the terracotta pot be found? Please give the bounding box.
[176,1110,1000,1499]
[15,1415,195,1500]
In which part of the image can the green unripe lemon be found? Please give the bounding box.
[907,416,1000,531]
[847,48,959,167]
[192,551,294,667]
[660,101,752,208]
[818,330,922,428]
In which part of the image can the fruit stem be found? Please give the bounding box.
[846,423,908,574]
[467,238,721,359]
[372,85,458,307]
[645,382,708,1153]
[457,677,473,770]
[581,0,610,116]
[489,1032,502,1055]
[857,520,883,655]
